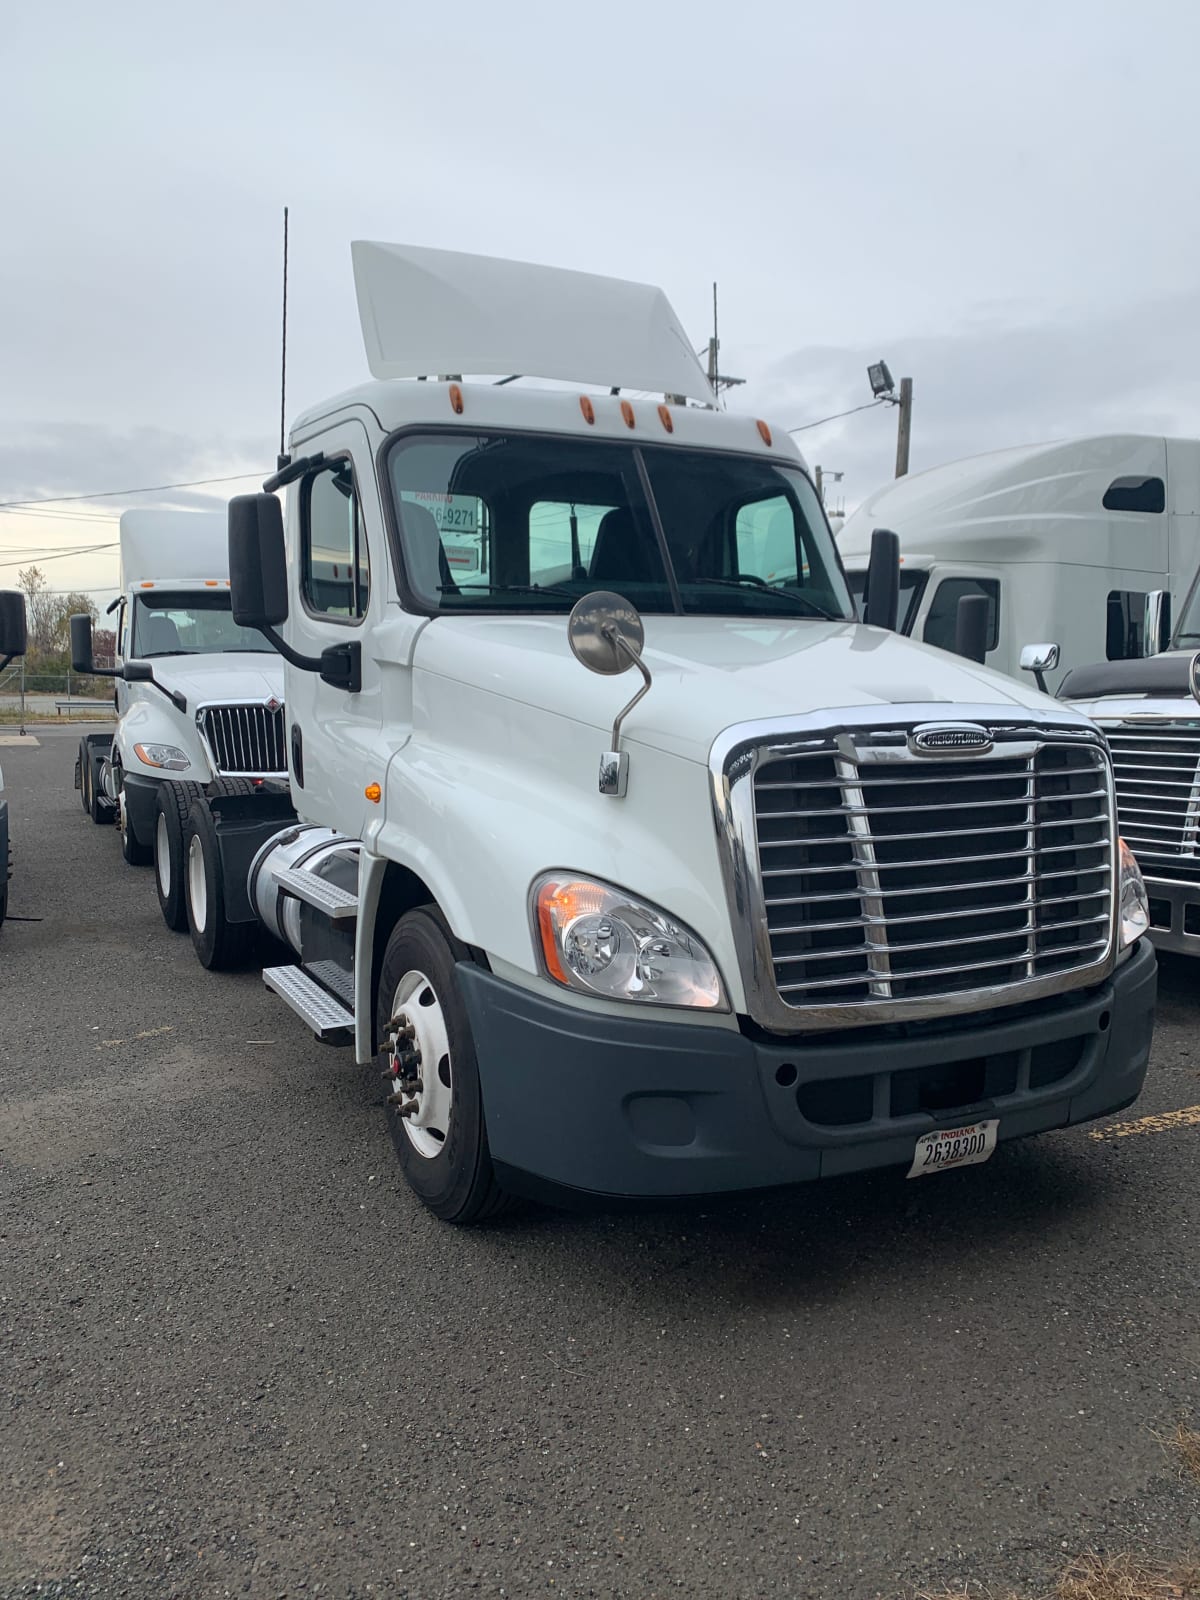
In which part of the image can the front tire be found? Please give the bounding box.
[375,908,511,1224]
[184,799,253,970]
[155,782,201,930]
[118,775,152,866]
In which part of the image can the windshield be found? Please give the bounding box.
[131,591,279,656]
[1174,575,1200,645]
[845,567,928,632]
[386,433,853,620]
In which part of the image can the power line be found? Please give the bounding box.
[0,506,119,523]
[0,471,265,512]
[0,542,118,569]
[787,398,889,434]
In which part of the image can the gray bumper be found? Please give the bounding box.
[122,772,161,847]
[460,938,1157,1201]
[1144,876,1200,957]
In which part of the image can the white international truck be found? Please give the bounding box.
[0,591,28,933]
[70,509,285,935]
[837,436,1200,692]
[1056,582,1200,959]
[178,241,1157,1222]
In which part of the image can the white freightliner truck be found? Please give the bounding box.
[0,591,28,933]
[837,436,1200,692]
[1056,583,1200,959]
[183,242,1157,1222]
[70,510,285,940]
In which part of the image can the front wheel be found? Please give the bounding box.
[375,908,511,1224]
[155,782,201,930]
[118,776,152,866]
[184,799,253,970]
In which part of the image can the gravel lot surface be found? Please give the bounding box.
[2,728,1198,1598]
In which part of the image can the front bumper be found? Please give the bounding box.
[460,938,1157,1201]
[1144,876,1200,957]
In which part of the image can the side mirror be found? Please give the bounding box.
[568,590,652,798]
[953,593,990,664]
[863,528,900,630]
[0,590,27,666]
[229,493,288,628]
[1143,590,1171,656]
[1020,641,1061,694]
[1190,651,1200,709]
[70,612,96,674]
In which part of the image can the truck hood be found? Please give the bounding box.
[417,615,1085,764]
[143,652,286,706]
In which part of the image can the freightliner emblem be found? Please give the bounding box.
[908,722,993,756]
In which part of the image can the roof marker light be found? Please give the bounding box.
[620,401,636,429]
[449,383,464,415]
[657,404,674,433]
[756,420,772,446]
[140,581,155,588]
[204,579,218,586]
[579,396,595,425]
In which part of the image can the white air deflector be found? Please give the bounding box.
[351,240,715,403]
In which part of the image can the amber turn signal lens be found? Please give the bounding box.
[620,400,636,429]
[657,404,674,433]
[756,419,772,446]
[364,783,382,804]
[448,383,464,415]
[579,395,595,424]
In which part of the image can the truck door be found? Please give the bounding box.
[283,420,384,839]
[913,568,1003,666]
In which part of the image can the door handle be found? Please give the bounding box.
[290,723,304,788]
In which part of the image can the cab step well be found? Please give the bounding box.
[263,964,355,1038]
[273,866,358,920]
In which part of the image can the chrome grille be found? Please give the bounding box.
[1106,723,1200,883]
[752,734,1113,1016]
[198,703,287,777]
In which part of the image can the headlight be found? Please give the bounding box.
[1118,838,1150,949]
[532,874,727,1011]
[133,742,190,772]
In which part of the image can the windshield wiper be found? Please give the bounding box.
[439,582,578,601]
[692,578,845,621]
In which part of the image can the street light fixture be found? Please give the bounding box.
[867,361,895,399]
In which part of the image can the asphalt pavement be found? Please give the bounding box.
[2,728,1199,1599]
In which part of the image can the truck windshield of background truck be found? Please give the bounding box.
[845,568,927,631]
[130,591,280,656]
[386,433,853,620]
[1174,576,1200,645]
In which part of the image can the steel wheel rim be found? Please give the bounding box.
[156,812,170,895]
[387,968,453,1160]
[187,834,207,934]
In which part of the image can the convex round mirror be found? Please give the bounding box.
[568,591,645,676]
[1190,650,1200,709]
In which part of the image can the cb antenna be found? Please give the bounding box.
[278,205,289,470]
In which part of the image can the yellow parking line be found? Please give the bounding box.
[1089,1104,1200,1141]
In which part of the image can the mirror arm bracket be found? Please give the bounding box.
[608,631,653,750]
[258,624,323,674]
[256,626,362,694]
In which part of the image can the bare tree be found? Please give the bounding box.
[17,565,57,656]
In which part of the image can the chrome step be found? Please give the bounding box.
[273,866,358,920]
[263,964,355,1038]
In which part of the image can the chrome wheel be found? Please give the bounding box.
[187,833,208,934]
[384,969,452,1160]
[156,812,170,896]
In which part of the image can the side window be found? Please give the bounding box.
[301,461,370,620]
[922,577,1000,653]
[529,501,614,585]
[1103,476,1165,513]
[733,495,807,584]
[1106,589,1149,659]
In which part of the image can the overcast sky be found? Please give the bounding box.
[3,0,1198,604]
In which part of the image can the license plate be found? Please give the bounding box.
[907,1119,998,1179]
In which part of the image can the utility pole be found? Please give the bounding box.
[815,465,823,503]
[894,376,913,478]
